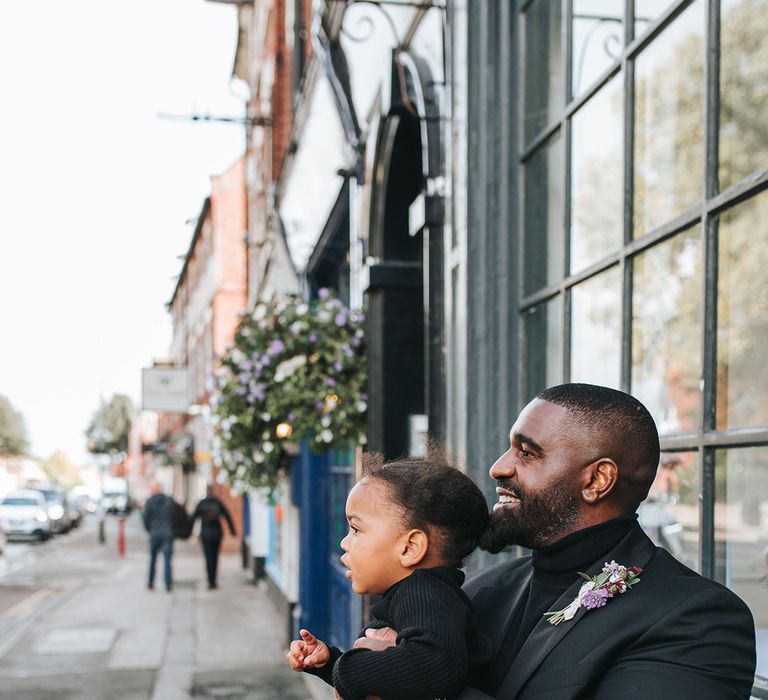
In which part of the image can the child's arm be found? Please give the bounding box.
[286,629,331,670]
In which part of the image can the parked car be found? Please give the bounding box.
[0,521,7,553]
[26,484,72,534]
[0,489,52,541]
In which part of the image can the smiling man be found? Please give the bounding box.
[357,383,757,698]
[461,383,756,698]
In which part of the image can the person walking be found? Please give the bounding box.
[142,482,175,592]
[191,486,236,590]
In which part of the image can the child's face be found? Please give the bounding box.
[340,479,410,596]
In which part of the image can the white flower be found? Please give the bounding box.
[321,415,332,428]
[356,401,367,413]
[230,348,246,364]
[253,304,267,320]
[263,442,275,453]
[254,452,265,463]
[275,355,307,380]
[563,582,594,621]
[296,303,309,315]
[216,470,228,485]
[358,434,368,445]
[320,429,334,443]
[261,412,271,422]
[262,431,271,440]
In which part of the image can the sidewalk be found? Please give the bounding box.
[0,513,333,700]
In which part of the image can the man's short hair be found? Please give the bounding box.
[537,383,660,509]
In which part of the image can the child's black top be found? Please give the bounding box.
[307,567,485,700]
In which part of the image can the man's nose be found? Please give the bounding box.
[490,449,516,479]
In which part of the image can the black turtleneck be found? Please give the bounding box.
[486,514,638,693]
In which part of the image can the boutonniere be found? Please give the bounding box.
[544,561,643,625]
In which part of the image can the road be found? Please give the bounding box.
[0,513,322,699]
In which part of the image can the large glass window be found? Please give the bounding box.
[719,0,768,191]
[518,1,768,688]
[717,192,768,431]
[632,227,702,435]
[633,0,705,237]
[524,134,564,295]
[570,75,623,273]
[570,266,621,388]
[715,446,768,678]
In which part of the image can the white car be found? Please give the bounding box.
[0,489,52,541]
[0,522,6,554]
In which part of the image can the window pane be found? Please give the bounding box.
[717,192,768,430]
[570,266,621,388]
[572,0,623,98]
[715,446,768,679]
[633,1,677,40]
[524,0,564,143]
[638,451,700,571]
[523,295,563,401]
[632,227,702,435]
[719,0,768,191]
[570,75,623,274]
[524,134,564,294]
[633,0,705,237]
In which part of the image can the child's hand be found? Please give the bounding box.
[286,629,330,671]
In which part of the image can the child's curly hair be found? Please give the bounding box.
[362,454,489,568]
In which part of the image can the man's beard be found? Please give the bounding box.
[478,479,580,553]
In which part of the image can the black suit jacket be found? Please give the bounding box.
[460,524,756,699]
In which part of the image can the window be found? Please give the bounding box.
[519,0,768,686]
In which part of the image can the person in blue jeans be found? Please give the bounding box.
[142,482,175,592]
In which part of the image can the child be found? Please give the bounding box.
[286,458,490,700]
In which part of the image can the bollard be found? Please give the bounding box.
[117,515,126,557]
[98,517,106,544]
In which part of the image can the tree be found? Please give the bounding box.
[0,394,29,456]
[41,450,82,489]
[85,394,135,454]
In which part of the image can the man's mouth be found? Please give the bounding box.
[494,486,521,510]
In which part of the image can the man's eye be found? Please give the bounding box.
[520,449,532,459]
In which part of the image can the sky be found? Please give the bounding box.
[0,0,244,463]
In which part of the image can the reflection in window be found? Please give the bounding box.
[717,192,768,430]
[715,446,768,678]
[524,0,563,143]
[633,0,705,237]
[572,1,623,98]
[719,0,768,191]
[570,75,623,273]
[638,451,700,571]
[570,266,621,388]
[524,134,564,295]
[632,228,702,435]
[523,296,563,402]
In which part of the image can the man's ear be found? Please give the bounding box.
[581,458,618,504]
[399,529,429,568]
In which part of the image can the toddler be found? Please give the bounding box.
[287,458,490,700]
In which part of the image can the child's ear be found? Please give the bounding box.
[399,529,429,567]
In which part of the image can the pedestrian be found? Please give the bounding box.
[286,458,490,700]
[142,481,174,592]
[190,485,236,590]
[355,384,756,698]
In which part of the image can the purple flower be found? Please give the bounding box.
[334,312,347,327]
[326,377,337,387]
[582,588,612,610]
[238,373,250,385]
[318,288,330,299]
[309,334,317,343]
[341,343,354,358]
[361,393,368,401]
[268,339,285,356]
[251,384,266,401]
[238,360,253,372]
[235,386,247,396]
[334,360,343,372]
[288,412,296,421]
[315,401,324,410]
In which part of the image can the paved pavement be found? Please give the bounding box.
[0,513,334,700]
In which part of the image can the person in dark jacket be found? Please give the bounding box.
[142,482,175,592]
[190,486,236,590]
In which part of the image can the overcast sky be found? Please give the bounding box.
[0,0,244,463]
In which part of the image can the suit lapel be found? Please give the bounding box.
[497,525,656,699]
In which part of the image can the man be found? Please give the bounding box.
[360,384,756,698]
[190,485,236,590]
[142,482,174,592]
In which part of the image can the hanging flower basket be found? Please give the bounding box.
[211,290,367,493]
